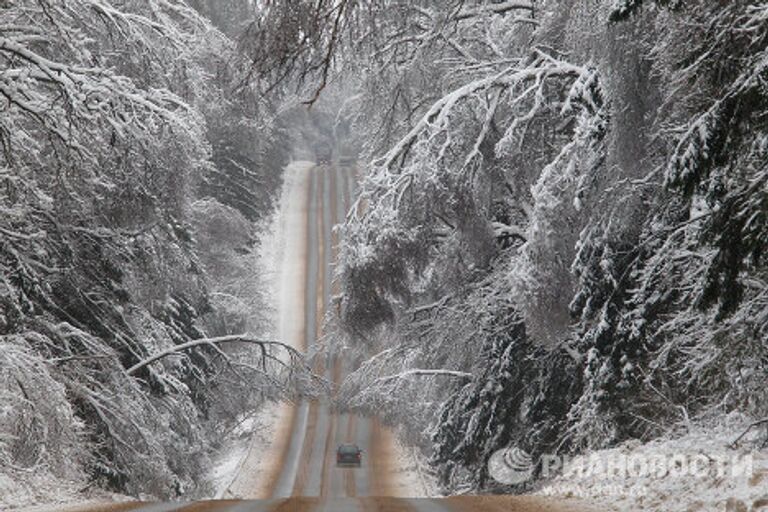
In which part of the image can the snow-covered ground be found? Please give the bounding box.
[389,434,440,497]
[208,401,285,499]
[533,413,768,511]
[273,161,314,355]
[1,472,80,511]
[9,400,284,508]
[3,474,132,512]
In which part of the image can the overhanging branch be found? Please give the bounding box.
[455,1,535,20]
[126,334,302,376]
[375,369,473,382]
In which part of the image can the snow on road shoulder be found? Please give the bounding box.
[208,400,284,499]
[2,472,82,511]
[4,474,132,512]
[271,161,314,354]
[532,413,768,512]
[386,430,440,498]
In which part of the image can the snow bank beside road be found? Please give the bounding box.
[390,434,440,497]
[209,401,284,499]
[371,422,440,498]
[5,474,132,512]
[273,161,314,354]
[533,413,768,511]
[1,472,82,511]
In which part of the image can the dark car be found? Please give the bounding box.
[336,443,362,467]
[316,145,332,165]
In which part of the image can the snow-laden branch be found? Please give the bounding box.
[342,52,584,229]
[491,221,527,241]
[374,53,583,171]
[0,35,194,163]
[375,369,473,382]
[337,337,475,419]
[730,418,768,448]
[126,335,301,375]
[455,1,535,20]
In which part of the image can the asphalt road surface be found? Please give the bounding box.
[37,163,592,512]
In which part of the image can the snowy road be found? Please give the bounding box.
[264,162,379,500]
[269,163,375,500]
[200,162,455,510]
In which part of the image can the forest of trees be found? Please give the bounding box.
[0,0,301,499]
[331,0,768,492]
[1,0,766,502]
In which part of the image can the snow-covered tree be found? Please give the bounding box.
[1,0,301,499]
[332,0,768,491]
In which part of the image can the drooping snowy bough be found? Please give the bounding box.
[333,0,768,492]
[1,0,305,500]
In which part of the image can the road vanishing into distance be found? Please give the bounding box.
[40,163,591,512]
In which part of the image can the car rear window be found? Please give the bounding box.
[339,445,359,454]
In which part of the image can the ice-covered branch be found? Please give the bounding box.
[729,418,768,448]
[492,221,527,241]
[376,54,583,171]
[126,335,302,375]
[455,1,535,20]
[375,369,473,382]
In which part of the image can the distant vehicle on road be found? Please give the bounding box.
[315,145,332,165]
[336,443,362,467]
